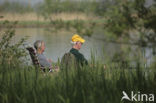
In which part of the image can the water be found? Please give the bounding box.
[12,28,117,62]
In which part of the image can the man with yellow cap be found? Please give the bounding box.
[70,34,88,66]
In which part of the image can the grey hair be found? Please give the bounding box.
[34,40,43,50]
[70,41,77,46]
[70,41,76,44]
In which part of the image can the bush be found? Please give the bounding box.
[0,21,27,68]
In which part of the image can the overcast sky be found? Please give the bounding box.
[0,0,43,5]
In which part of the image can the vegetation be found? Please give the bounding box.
[0,21,156,103]
[0,21,27,67]
[0,0,156,102]
[0,61,155,103]
[0,2,33,13]
[98,0,156,68]
[103,0,156,45]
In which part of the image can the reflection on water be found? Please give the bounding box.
[13,28,117,62]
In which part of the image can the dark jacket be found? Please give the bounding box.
[70,48,88,66]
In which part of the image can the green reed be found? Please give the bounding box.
[0,60,155,103]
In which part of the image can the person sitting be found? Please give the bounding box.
[70,34,88,66]
[34,40,52,70]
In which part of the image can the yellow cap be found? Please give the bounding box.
[71,34,85,43]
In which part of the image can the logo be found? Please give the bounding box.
[121,91,154,102]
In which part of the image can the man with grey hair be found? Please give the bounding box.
[34,40,52,68]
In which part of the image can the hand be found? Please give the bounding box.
[53,66,59,72]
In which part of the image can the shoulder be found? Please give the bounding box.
[37,54,46,59]
[69,48,74,53]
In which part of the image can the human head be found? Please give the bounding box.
[71,34,85,50]
[34,40,45,54]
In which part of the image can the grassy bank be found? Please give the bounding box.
[0,12,98,22]
[0,20,51,28]
[0,12,105,28]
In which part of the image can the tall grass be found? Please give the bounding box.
[0,62,155,103]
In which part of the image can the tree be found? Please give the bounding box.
[103,0,156,47]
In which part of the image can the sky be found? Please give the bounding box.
[0,0,43,5]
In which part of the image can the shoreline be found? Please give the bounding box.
[0,12,98,21]
[0,12,105,28]
[0,21,52,28]
[0,19,105,28]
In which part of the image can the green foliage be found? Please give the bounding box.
[0,60,155,103]
[98,0,156,66]
[0,21,27,68]
[45,19,96,37]
[38,0,97,17]
[103,0,156,47]
[37,0,98,36]
[103,0,135,38]
[94,0,111,16]
[0,2,33,13]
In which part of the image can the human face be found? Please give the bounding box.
[76,42,83,50]
[41,42,45,53]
